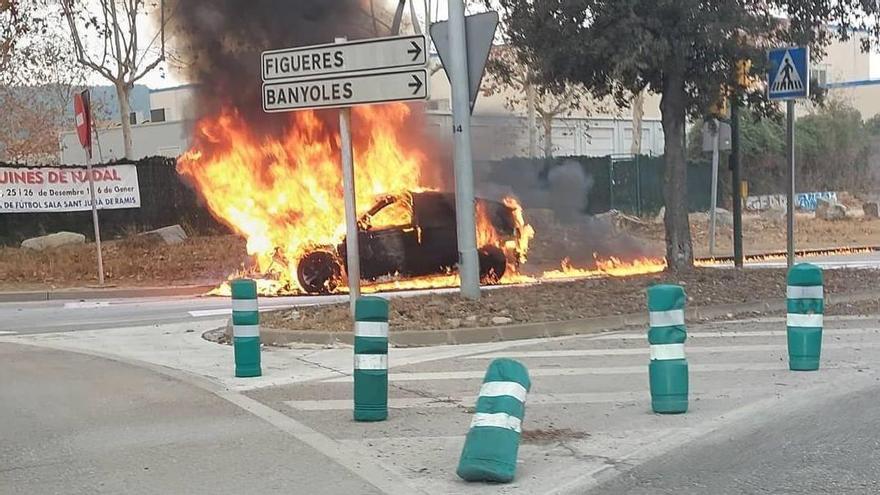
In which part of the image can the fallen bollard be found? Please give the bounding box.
[787,263,824,371]
[647,284,688,414]
[353,296,389,422]
[231,278,261,378]
[457,358,530,483]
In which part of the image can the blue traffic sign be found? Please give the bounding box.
[768,46,810,100]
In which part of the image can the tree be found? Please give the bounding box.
[482,45,590,159]
[491,0,880,271]
[61,0,166,160]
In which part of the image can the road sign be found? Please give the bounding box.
[261,34,426,81]
[768,46,810,100]
[431,11,499,113]
[262,69,428,112]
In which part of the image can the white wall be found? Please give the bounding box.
[148,86,197,122]
[60,121,190,165]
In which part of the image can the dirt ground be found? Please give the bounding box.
[0,235,247,290]
[1,209,879,290]
[261,268,880,333]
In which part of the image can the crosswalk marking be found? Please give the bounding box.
[590,327,880,341]
[323,362,834,383]
[63,301,110,309]
[284,390,756,411]
[466,341,880,360]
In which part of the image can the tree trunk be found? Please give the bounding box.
[660,70,694,271]
[542,115,553,160]
[631,89,645,155]
[526,77,537,158]
[115,82,134,160]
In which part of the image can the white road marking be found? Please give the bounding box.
[466,341,880,359]
[284,389,757,411]
[188,306,292,317]
[323,362,834,383]
[590,327,880,341]
[0,331,18,335]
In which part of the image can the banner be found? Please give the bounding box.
[0,164,141,213]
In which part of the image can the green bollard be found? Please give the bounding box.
[787,263,824,371]
[457,358,530,483]
[353,296,389,422]
[647,284,688,414]
[231,278,261,378]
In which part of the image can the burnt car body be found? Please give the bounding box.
[296,191,519,294]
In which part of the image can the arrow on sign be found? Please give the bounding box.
[408,74,424,95]
[407,40,422,61]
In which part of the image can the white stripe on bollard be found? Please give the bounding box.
[233,324,260,338]
[478,381,528,402]
[470,412,522,433]
[354,321,389,338]
[649,309,685,327]
[354,354,388,370]
[649,343,686,360]
[786,285,824,299]
[231,299,259,312]
[787,313,824,327]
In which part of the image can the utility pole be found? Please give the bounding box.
[786,100,795,267]
[447,0,481,299]
[730,97,744,268]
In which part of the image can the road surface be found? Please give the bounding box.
[2,297,880,494]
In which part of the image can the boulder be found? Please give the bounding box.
[491,316,513,326]
[654,206,665,224]
[711,208,733,227]
[816,198,847,221]
[863,201,880,219]
[139,225,188,245]
[21,231,86,251]
[761,207,787,225]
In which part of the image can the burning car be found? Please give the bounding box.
[296,191,525,294]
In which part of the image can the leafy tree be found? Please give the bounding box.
[490,0,880,270]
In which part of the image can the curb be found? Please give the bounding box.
[0,284,215,302]
[221,290,880,348]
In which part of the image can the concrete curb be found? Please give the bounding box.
[0,284,215,302]
[223,290,879,348]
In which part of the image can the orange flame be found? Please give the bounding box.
[178,104,534,294]
[542,254,667,280]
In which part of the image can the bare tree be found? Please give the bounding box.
[61,0,166,159]
[482,45,591,159]
[631,89,645,155]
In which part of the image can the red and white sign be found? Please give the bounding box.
[74,90,92,159]
[0,164,141,213]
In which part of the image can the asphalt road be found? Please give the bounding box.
[0,342,381,495]
[594,383,880,494]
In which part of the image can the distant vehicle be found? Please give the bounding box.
[296,191,521,294]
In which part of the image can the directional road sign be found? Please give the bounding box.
[262,34,426,81]
[262,68,428,112]
[768,46,810,100]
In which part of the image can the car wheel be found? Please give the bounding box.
[478,245,507,283]
[297,251,342,294]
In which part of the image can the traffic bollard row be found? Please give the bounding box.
[353,296,389,422]
[647,284,688,414]
[457,358,531,483]
[231,278,261,378]
[787,263,824,371]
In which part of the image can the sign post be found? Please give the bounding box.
[768,46,809,268]
[261,34,428,313]
[74,89,104,286]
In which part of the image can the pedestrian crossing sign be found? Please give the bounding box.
[768,46,810,100]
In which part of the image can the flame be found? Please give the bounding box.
[695,246,875,267]
[178,103,534,294]
[542,254,667,280]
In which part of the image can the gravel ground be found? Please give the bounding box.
[261,268,880,333]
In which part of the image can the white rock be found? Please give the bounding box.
[816,198,847,221]
[21,231,86,251]
[139,224,188,245]
[491,316,513,325]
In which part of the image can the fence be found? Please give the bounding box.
[482,154,713,217]
[0,156,226,246]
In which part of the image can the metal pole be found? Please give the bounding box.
[337,37,360,314]
[786,99,795,267]
[730,99,743,268]
[85,154,104,286]
[708,120,720,256]
[447,0,480,300]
